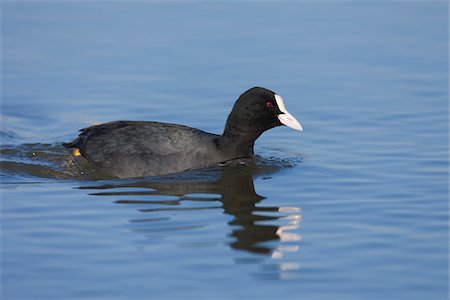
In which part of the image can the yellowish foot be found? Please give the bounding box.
[72,148,81,156]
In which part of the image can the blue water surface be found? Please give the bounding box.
[1,2,448,300]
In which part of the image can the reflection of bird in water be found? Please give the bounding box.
[80,161,302,256]
[219,168,281,254]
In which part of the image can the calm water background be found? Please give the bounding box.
[1,1,448,299]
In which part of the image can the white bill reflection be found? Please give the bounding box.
[271,207,302,259]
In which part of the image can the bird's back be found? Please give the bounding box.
[64,121,223,177]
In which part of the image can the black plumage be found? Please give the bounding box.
[64,87,302,178]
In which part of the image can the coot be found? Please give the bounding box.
[64,87,302,178]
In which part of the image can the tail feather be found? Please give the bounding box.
[62,137,81,149]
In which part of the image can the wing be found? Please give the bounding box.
[64,121,220,177]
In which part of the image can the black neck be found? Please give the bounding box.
[219,121,263,157]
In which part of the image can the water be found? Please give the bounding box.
[1,2,448,299]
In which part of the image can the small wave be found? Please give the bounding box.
[0,130,21,143]
[251,147,304,176]
[0,143,106,180]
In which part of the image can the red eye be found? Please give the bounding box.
[266,101,273,108]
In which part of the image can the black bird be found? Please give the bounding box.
[63,87,303,178]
